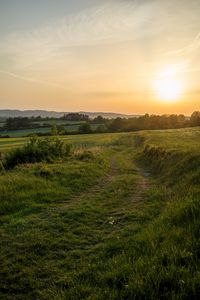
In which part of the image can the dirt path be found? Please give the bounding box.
[51,151,151,216]
[133,169,150,205]
[50,155,120,212]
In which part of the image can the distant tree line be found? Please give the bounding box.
[107,111,200,132]
[4,117,34,130]
[1,111,200,136]
[76,111,200,134]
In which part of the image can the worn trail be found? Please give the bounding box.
[51,150,151,216]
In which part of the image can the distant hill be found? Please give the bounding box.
[0,110,139,119]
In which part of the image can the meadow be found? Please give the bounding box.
[0,128,200,299]
[0,119,102,138]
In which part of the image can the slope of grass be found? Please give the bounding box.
[0,128,200,299]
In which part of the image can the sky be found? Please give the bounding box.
[0,0,200,114]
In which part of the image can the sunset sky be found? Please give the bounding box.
[0,0,200,114]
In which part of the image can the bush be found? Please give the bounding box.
[0,160,4,172]
[4,136,71,169]
[78,123,92,134]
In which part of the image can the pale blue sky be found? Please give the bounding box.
[0,0,102,35]
[0,0,200,113]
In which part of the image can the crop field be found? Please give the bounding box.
[0,133,121,153]
[0,137,27,153]
[2,125,101,138]
[0,119,101,138]
[0,128,200,299]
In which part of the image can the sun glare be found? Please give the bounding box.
[153,65,184,103]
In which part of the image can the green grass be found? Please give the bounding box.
[0,133,122,153]
[0,128,200,299]
[32,120,85,126]
[0,137,27,152]
[0,127,51,137]
[138,127,200,151]
[0,122,102,138]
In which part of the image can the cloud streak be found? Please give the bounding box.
[165,31,200,58]
[0,1,159,69]
[0,70,69,90]
[163,30,200,78]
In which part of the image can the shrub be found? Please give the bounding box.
[78,123,92,134]
[0,160,4,172]
[4,136,71,169]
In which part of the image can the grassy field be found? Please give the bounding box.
[0,133,120,153]
[0,120,101,137]
[0,128,200,299]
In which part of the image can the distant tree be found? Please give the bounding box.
[4,117,31,130]
[61,113,89,121]
[177,114,187,127]
[190,111,200,126]
[95,124,106,133]
[78,123,92,134]
[92,115,107,124]
[108,118,126,132]
[51,124,58,136]
[57,125,65,135]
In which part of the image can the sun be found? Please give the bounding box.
[153,65,184,103]
[154,77,182,102]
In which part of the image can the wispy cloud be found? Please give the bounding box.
[165,31,200,58]
[0,1,159,70]
[0,70,69,90]
[163,30,200,78]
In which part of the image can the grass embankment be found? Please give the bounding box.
[133,128,200,298]
[0,128,200,299]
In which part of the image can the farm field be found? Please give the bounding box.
[0,133,120,153]
[0,128,200,299]
[0,121,101,138]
